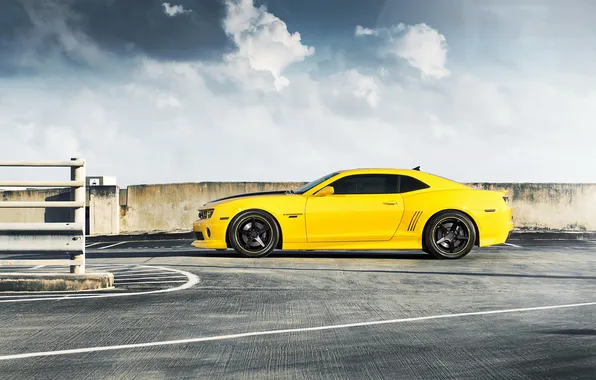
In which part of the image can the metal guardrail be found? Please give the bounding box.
[0,158,86,273]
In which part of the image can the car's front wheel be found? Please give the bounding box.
[423,211,476,259]
[228,210,279,258]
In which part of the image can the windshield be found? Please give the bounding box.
[293,171,339,194]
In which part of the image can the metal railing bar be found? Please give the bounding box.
[0,160,85,167]
[0,259,81,266]
[0,181,85,187]
[0,223,84,232]
[0,201,85,208]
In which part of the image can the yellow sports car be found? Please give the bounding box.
[192,167,514,259]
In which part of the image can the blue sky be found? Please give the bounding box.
[1,0,595,185]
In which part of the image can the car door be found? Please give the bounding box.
[305,174,405,242]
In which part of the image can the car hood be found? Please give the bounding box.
[204,190,290,206]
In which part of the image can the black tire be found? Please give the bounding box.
[227,210,280,258]
[423,210,477,259]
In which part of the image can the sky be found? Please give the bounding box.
[1,0,595,186]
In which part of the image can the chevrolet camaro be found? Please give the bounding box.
[192,167,514,259]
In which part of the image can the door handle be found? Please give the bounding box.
[383,201,398,205]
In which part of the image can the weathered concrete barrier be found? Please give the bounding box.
[466,183,596,231]
[119,182,306,234]
[0,272,114,291]
[89,186,119,235]
[2,181,596,235]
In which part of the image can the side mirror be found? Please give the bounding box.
[314,186,334,197]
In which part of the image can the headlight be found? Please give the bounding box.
[198,208,214,220]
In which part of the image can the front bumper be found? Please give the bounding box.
[191,218,228,249]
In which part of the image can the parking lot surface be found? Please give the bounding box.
[1,239,595,379]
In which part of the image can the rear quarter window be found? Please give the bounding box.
[399,175,430,193]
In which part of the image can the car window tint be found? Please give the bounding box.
[399,175,430,193]
[331,174,399,194]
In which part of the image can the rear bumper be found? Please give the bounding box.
[191,218,228,250]
[476,208,515,247]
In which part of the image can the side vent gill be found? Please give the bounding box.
[408,211,423,231]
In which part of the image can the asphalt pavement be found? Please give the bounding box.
[0,238,595,379]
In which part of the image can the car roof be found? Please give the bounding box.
[336,167,421,174]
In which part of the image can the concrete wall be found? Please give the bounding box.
[0,188,74,223]
[120,182,305,233]
[466,183,596,231]
[2,181,596,235]
[89,186,119,235]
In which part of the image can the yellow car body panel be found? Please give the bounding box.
[191,168,514,254]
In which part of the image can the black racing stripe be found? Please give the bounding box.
[411,211,423,230]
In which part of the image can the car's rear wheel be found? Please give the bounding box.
[228,210,279,258]
[423,211,476,259]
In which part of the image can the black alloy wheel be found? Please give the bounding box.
[228,210,279,257]
[423,211,476,259]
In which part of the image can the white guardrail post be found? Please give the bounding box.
[0,158,86,274]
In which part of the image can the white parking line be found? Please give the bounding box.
[114,276,187,281]
[86,265,124,270]
[84,242,104,248]
[97,241,128,250]
[115,281,187,285]
[102,266,164,271]
[90,266,168,273]
[0,300,594,361]
[29,265,46,270]
[0,265,199,303]
[107,269,177,276]
[503,243,523,248]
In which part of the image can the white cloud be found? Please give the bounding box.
[354,25,378,36]
[355,22,450,79]
[162,3,192,17]
[390,23,450,79]
[14,0,113,71]
[156,94,182,109]
[222,0,315,91]
[321,69,382,114]
[1,0,596,186]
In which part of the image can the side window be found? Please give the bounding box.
[330,174,399,195]
[399,175,429,193]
